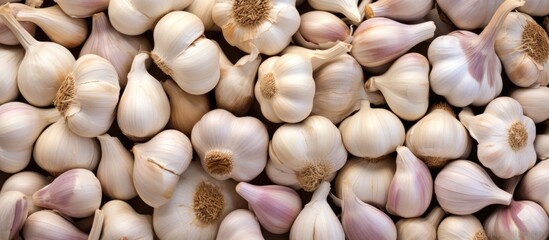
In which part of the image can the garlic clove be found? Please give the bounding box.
[88,209,103,240]
[510,87,549,123]
[517,0,549,16]
[54,0,109,18]
[236,182,302,234]
[435,160,512,215]
[518,160,549,215]
[162,79,210,136]
[535,125,549,160]
[396,207,445,240]
[23,210,88,240]
[96,134,137,200]
[1,171,49,214]
[308,0,361,23]
[33,169,101,218]
[100,200,154,240]
[0,191,28,240]
[184,0,218,31]
[216,209,265,240]
[365,0,433,21]
[437,215,487,240]
[0,45,23,104]
[484,200,549,240]
[293,11,353,50]
[436,0,503,30]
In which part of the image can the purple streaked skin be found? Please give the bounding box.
[9,195,28,240]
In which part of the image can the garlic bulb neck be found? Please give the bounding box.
[0,3,37,49]
[193,181,225,225]
[296,161,330,192]
[425,207,445,227]
[53,74,74,115]
[474,0,524,50]
[204,149,234,177]
[284,41,352,70]
[232,0,271,27]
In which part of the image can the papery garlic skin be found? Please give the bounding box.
[162,79,210,136]
[510,87,549,123]
[1,171,49,214]
[54,0,109,18]
[396,207,445,240]
[438,215,487,240]
[495,12,549,87]
[23,210,88,240]
[436,0,503,30]
[294,11,352,49]
[185,0,218,31]
[96,134,137,200]
[100,200,153,240]
[0,4,35,46]
[267,115,347,192]
[308,0,360,23]
[217,209,265,240]
[519,160,549,214]
[290,182,345,240]
[0,191,28,240]
[212,0,300,55]
[518,0,549,16]
[484,200,549,240]
[365,0,433,21]
[535,128,549,160]
[0,45,23,104]
[435,160,512,215]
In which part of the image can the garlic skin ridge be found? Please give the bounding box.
[0,45,23,104]
[436,0,503,30]
[216,209,265,240]
[518,0,549,16]
[96,134,137,200]
[484,200,549,240]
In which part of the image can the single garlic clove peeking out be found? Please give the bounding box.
[1,171,49,214]
[364,0,433,22]
[437,215,488,240]
[0,3,35,46]
[0,191,28,240]
[216,209,265,240]
[517,0,549,16]
[293,11,353,50]
[54,0,109,18]
[162,79,210,136]
[0,45,23,104]
[510,87,549,123]
[308,0,361,24]
[96,134,137,200]
[100,200,154,240]
[518,160,549,215]
[436,0,503,30]
[235,182,302,234]
[32,169,102,218]
[23,210,88,240]
[484,200,549,240]
[396,207,446,240]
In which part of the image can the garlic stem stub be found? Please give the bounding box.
[365,0,433,21]
[395,206,445,240]
[0,3,36,46]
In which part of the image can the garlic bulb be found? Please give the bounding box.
[312,54,367,124]
[459,97,536,179]
[535,126,549,160]
[341,187,397,240]
[293,11,353,49]
[339,100,405,159]
[365,0,433,21]
[396,207,445,240]
[484,200,549,240]
[80,12,151,88]
[290,181,345,240]
[23,210,88,240]
[495,12,549,87]
[351,18,435,68]
[214,42,261,116]
[0,4,35,46]
[436,0,503,30]
[519,160,549,214]
[185,0,218,31]
[217,209,265,240]
[54,0,109,18]
[0,3,75,107]
[438,215,487,240]
[335,156,395,208]
[510,87,549,123]
[236,182,302,234]
[429,0,525,107]
[308,0,361,23]
[365,53,430,121]
[212,0,300,55]
[117,52,170,141]
[266,115,347,192]
[0,45,23,104]
[162,79,210,136]
[518,0,549,16]
[423,8,456,41]
[96,134,137,200]
[153,161,246,240]
[101,200,153,240]
[255,42,350,123]
[33,169,102,218]
[1,171,49,214]
[0,102,60,173]
[33,119,100,175]
[435,160,512,215]
[0,191,28,240]
[192,109,268,182]
[405,103,471,168]
[54,54,120,138]
[14,4,88,48]
[151,11,220,95]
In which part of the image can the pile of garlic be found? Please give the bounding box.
[1,0,549,239]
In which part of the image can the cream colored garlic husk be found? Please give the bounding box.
[0,3,35,46]
[1,171,49,214]
[117,52,170,141]
[519,160,549,215]
[308,0,361,23]
[405,103,471,168]
[96,134,137,200]
[293,11,352,49]
[162,79,210,136]
[80,12,151,88]
[100,200,154,240]
[290,182,345,240]
[23,210,88,240]
[33,119,100,176]
[0,102,60,173]
[214,42,261,116]
[0,191,28,240]
[459,97,536,179]
[54,54,120,138]
[484,200,549,240]
[535,126,549,160]
[396,207,445,240]
[436,0,503,30]
[216,209,265,240]
[495,12,549,87]
[266,115,347,192]
[153,161,246,240]
[0,45,23,104]
[510,87,549,123]
[365,53,430,121]
[365,0,433,21]
[212,0,300,55]
[438,215,487,240]
[192,109,268,182]
[54,0,109,18]
[518,0,549,16]
[185,0,218,31]
[151,11,220,95]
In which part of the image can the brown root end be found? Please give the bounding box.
[150,52,174,77]
[296,161,330,192]
[364,5,374,18]
[431,102,455,117]
[204,150,233,177]
[508,121,528,151]
[521,20,549,66]
[53,74,75,115]
[232,0,272,28]
[259,73,277,99]
[474,230,488,240]
[423,156,449,169]
[192,181,225,225]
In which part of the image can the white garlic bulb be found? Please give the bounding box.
[185,0,218,31]
[308,0,361,23]
[212,0,300,55]
[0,102,60,173]
[510,87,549,123]
[96,134,137,200]
[23,210,88,240]
[217,209,265,240]
[266,115,347,192]
[290,181,345,240]
[1,171,49,214]
[365,53,430,121]
[405,103,471,168]
[153,161,246,240]
[80,12,151,88]
[339,100,405,159]
[435,160,512,215]
[484,200,549,240]
[351,17,435,68]
[293,11,353,50]
[192,109,268,182]
[33,119,100,175]
[436,0,503,30]
[117,52,170,141]
[0,45,23,104]
[54,0,109,18]
[429,0,525,107]
[0,191,28,240]
[495,12,549,87]
[0,4,35,46]
[517,0,549,16]
[0,3,75,107]
[519,160,549,215]
[162,79,210,136]
[459,97,536,179]
[438,215,487,240]
[33,168,102,218]
[100,200,154,240]
[365,0,433,21]
[396,207,445,240]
